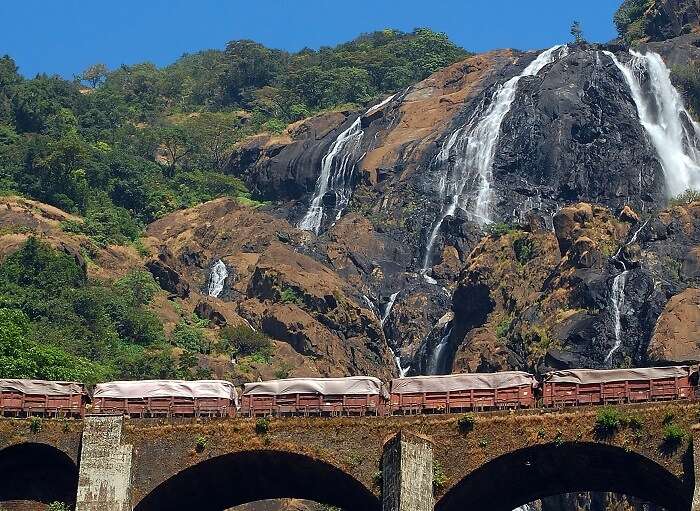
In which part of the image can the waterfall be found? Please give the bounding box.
[207,259,228,298]
[604,50,700,198]
[381,291,400,327]
[605,270,629,363]
[427,325,452,375]
[422,45,569,270]
[603,219,650,363]
[380,291,410,377]
[298,94,396,234]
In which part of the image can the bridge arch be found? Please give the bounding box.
[0,442,78,506]
[436,441,689,511]
[134,449,379,511]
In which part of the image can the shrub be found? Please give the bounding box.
[663,424,686,445]
[279,287,303,305]
[47,503,71,511]
[432,460,447,492]
[195,435,207,452]
[29,416,42,434]
[513,236,535,264]
[172,320,209,354]
[627,414,644,430]
[662,410,675,426]
[596,406,623,434]
[274,361,294,379]
[220,325,272,359]
[372,470,383,487]
[255,417,270,435]
[479,438,489,447]
[495,317,512,340]
[457,413,476,432]
[485,222,514,237]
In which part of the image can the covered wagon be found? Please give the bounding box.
[241,376,388,417]
[390,371,538,414]
[0,379,86,417]
[542,366,695,407]
[92,380,238,417]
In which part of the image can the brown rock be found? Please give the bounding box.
[648,288,700,363]
[619,205,640,223]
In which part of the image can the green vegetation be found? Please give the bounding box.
[613,0,655,43]
[0,237,207,382]
[255,416,270,435]
[570,21,585,44]
[432,460,447,492]
[513,236,535,264]
[195,435,207,452]
[220,325,273,362]
[672,64,700,118]
[47,503,71,511]
[662,423,686,445]
[495,317,512,340]
[280,286,304,305]
[29,416,42,434]
[485,222,516,237]
[457,413,476,432]
[0,29,466,235]
[595,406,624,434]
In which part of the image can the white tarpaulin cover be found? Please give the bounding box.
[544,366,690,385]
[94,380,238,406]
[243,376,387,397]
[0,379,85,396]
[391,371,537,394]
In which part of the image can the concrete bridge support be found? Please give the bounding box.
[75,415,133,511]
[382,432,434,511]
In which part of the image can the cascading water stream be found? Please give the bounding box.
[422,45,569,271]
[380,291,410,377]
[207,260,228,298]
[426,325,452,375]
[298,94,396,234]
[604,50,700,197]
[604,219,649,363]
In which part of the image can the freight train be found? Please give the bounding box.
[0,366,695,418]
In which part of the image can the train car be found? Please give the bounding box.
[92,380,238,417]
[390,371,538,414]
[241,376,388,417]
[542,366,695,407]
[0,379,86,418]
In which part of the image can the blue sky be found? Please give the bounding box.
[0,1,621,79]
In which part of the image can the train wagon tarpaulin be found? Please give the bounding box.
[94,380,239,407]
[391,371,538,393]
[0,379,85,396]
[243,376,388,398]
[544,367,691,384]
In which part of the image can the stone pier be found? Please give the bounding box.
[75,415,133,511]
[382,431,434,511]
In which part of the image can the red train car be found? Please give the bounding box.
[241,376,388,417]
[0,379,86,418]
[542,366,694,407]
[390,371,538,414]
[92,380,238,417]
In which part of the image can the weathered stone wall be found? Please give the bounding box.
[75,416,133,511]
[382,432,434,511]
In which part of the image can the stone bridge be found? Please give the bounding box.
[0,402,699,511]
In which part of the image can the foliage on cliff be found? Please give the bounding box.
[0,29,466,246]
[0,237,190,382]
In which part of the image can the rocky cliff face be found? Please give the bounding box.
[226,35,700,378]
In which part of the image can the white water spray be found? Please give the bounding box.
[604,50,700,197]
[298,95,396,234]
[207,260,228,298]
[381,291,400,327]
[605,270,629,363]
[422,45,569,270]
[426,325,452,375]
[380,291,410,377]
